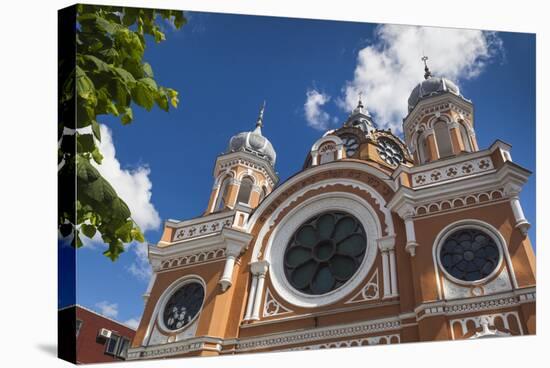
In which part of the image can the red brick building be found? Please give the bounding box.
[59,305,136,364]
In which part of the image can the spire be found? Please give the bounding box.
[352,91,368,116]
[254,100,266,134]
[421,55,432,80]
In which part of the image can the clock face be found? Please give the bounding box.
[341,135,359,157]
[162,282,205,331]
[377,138,404,166]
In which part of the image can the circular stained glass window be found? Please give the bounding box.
[284,211,367,295]
[162,282,205,331]
[377,138,404,166]
[439,228,500,282]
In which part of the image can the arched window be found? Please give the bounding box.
[416,132,427,163]
[215,177,230,211]
[459,123,472,152]
[237,177,254,205]
[434,120,453,158]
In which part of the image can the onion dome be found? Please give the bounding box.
[407,56,461,112]
[227,102,277,166]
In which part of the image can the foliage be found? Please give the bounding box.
[59,5,186,260]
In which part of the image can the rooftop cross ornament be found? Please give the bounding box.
[421,55,432,80]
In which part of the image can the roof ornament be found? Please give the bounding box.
[254,100,265,134]
[352,91,367,115]
[421,55,432,80]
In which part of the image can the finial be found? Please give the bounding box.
[254,101,266,133]
[421,55,432,80]
[357,91,364,108]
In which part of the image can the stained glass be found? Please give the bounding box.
[284,211,367,295]
[162,282,205,331]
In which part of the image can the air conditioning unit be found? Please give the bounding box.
[98,328,111,339]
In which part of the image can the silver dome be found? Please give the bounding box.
[407,76,461,112]
[227,127,276,166]
[227,103,276,166]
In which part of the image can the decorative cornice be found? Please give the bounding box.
[414,287,536,321]
[215,151,279,187]
[235,316,401,351]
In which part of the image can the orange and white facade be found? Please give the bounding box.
[127,66,535,360]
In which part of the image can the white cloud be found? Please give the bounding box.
[126,241,152,281]
[94,125,161,232]
[337,25,502,132]
[123,317,141,329]
[304,89,335,131]
[95,301,119,318]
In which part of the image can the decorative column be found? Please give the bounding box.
[311,150,318,166]
[244,273,259,321]
[398,204,418,256]
[218,228,252,291]
[449,123,465,154]
[388,248,398,296]
[378,235,397,298]
[219,243,240,291]
[504,184,530,235]
[336,143,344,160]
[425,132,439,162]
[250,260,269,321]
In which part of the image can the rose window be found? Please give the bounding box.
[284,211,367,295]
[162,282,205,331]
[377,138,404,166]
[439,228,500,282]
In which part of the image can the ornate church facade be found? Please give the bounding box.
[127,63,536,360]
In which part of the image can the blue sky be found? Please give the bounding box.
[67,11,536,327]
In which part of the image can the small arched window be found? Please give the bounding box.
[434,120,453,158]
[459,123,472,152]
[215,177,231,211]
[237,177,254,205]
[416,131,427,163]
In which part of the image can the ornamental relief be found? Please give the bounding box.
[412,157,494,187]
[172,216,234,242]
[345,269,380,304]
[263,288,293,318]
[414,189,505,216]
[257,169,393,227]
[450,311,522,340]
[292,334,400,350]
[160,248,226,271]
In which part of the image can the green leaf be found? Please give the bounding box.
[91,120,101,140]
[132,227,145,243]
[81,224,97,238]
[76,66,96,101]
[121,107,133,124]
[113,67,136,83]
[142,62,153,78]
[91,147,104,164]
[82,54,111,73]
[132,82,154,110]
[103,240,125,261]
[77,133,96,154]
